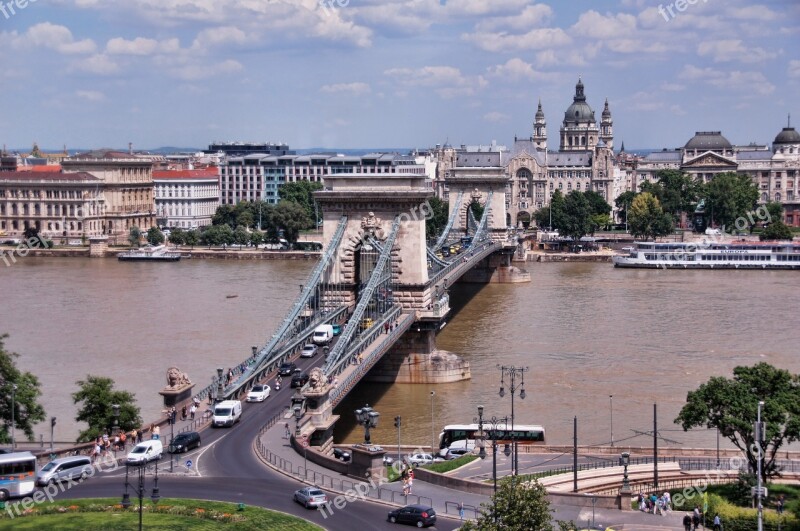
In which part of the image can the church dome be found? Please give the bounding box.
[684,131,732,151]
[563,78,595,124]
[774,127,800,144]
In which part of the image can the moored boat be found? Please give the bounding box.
[118,245,181,262]
[612,241,800,270]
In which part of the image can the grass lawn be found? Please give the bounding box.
[0,498,322,531]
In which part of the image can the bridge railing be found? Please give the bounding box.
[427,240,499,287]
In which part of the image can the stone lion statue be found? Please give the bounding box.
[166,367,192,389]
[307,367,327,393]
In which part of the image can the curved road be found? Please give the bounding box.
[56,351,459,530]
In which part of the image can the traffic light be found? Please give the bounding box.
[394,416,401,428]
[51,417,56,427]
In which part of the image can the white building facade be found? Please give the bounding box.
[153,169,219,229]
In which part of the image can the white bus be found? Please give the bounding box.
[439,423,545,453]
[0,451,37,500]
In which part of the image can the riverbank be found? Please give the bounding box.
[0,245,320,260]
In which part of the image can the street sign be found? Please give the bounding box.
[186,459,193,469]
[302,440,309,448]
[751,486,768,498]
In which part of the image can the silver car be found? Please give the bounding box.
[294,486,328,509]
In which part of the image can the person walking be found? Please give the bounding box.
[692,508,701,530]
[190,403,197,420]
[713,514,721,531]
[181,404,187,421]
[683,513,693,531]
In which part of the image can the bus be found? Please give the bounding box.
[438,424,545,453]
[0,451,37,500]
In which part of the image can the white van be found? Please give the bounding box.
[126,440,163,465]
[213,400,242,427]
[312,324,334,345]
[36,456,93,486]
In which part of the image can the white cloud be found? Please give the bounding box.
[17,22,96,55]
[570,10,637,39]
[679,65,775,95]
[106,37,180,56]
[320,82,371,95]
[75,90,105,102]
[172,59,243,81]
[484,111,508,123]
[384,65,487,98]
[789,60,800,79]
[670,104,687,116]
[487,58,535,80]
[443,0,530,16]
[73,54,120,75]
[476,4,553,32]
[728,5,780,21]
[191,26,247,52]
[661,83,686,92]
[463,27,570,52]
[697,39,777,63]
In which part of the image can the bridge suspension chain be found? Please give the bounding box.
[433,190,463,250]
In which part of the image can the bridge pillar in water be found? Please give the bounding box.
[365,325,471,384]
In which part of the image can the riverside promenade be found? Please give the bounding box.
[255,419,689,530]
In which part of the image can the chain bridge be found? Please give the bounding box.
[196,169,529,451]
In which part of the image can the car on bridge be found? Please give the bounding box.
[168,431,201,453]
[293,486,329,509]
[300,344,318,358]
[278,362,298,376]
[291,372,310,388]
[387,504,437,527]
[246,384,271,402]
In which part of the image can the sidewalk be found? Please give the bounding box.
[255,420,691,529]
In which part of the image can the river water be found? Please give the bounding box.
[2,257,798,450]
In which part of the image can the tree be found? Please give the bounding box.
[22,226,39,241]
[146,227,165,246]
[201,224,234,246]
[643,170,703,220]
[534,190,566,230]
[583,190,612,217]
[278,181,323,228]
[168,228,186,246]
[615,191,637,224]
[72,375,142,443]
[212,204,237,228]
[469,200,485,223]
[185,230,199,249]
[764,201,783,226]
[628,192,674,240]
[675,362,800,483]
[236,209,254,229]
[250,229,264,247]
[461,477,574,531]
[128,226,142,248]
[561,191,593,245]
[590,213,612,233]
[0,335,46,443]
[759,221,793,241]
[425,197,449,239]
[233,225,250,246]
[268,200,311,243]
[703,172,759,230]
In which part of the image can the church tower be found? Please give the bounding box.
[532,99,547,150]
[600,98,614,150]
[560,78,599,152]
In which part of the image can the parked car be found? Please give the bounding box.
[333,448,351,462]
[300,344,318,358]
[278,362,298,376]
[387,504,437,527]
[126,440,163,465]
[293,486,328,509]
[246,384,271,402]
[291,372,310,388]
[407,453,435,466]
[168,431,201,453]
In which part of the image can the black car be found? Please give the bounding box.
[291,372,310,388]
[388,504,436,527]
[333,448,351,462]
[168,431,201,453]
[278,362,298,377]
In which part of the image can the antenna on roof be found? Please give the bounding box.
[789,113,792,128]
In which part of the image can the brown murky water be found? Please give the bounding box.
[2,257,798,448]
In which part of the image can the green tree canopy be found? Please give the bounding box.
[168,228,185,246]
[582,190,612,216]
[703,172,759,230]
[642,170,703,218]
[759,221,793,241]
[250,229,264,246]
[424,197,449,239]
[128,226,142,248]
[614,190,637,223]
[212,204,237,228]
[201,224,234,246]
[146,227,165,246]
[534,190,566,230]
[0,335,46,443]
[561,191,593,244]
[268,200,311,243]
[185,229,199,248]
[233,225,250,246]
[72,375,142,443]
[278,181,323,228]
[628,192,674,240]
[461,477,573,531]
[675,362,800,482]
[764,201,783,226]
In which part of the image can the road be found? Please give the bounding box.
[52,347,460,530]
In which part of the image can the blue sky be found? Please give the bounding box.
[0,0,797,151]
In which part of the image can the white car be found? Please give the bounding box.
[300,344,318,358]
[126,440,163,465]
[407,453,436,466]
[246,384,271,402]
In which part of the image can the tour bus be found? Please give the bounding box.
[438,424,546,454]
[0,451,37,501]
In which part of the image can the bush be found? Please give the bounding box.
[705,493,799,531]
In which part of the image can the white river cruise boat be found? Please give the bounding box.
[612,241,800,270]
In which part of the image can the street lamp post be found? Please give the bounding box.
[354,405,380,445]
[620,452,630,489]
[121,461,161,531]
[610,395,614,447]
[757,400,765,531]
[394,416,402,463]
[11,384,17,450]
[475,406,510,525]
[112,404,120,455]
[430,391,435,453]
[50,417,56,453]
[293,406,303,438]
[498,365,528,475]
[216,367,224,403]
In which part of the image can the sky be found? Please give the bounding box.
[0,0,798,151]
